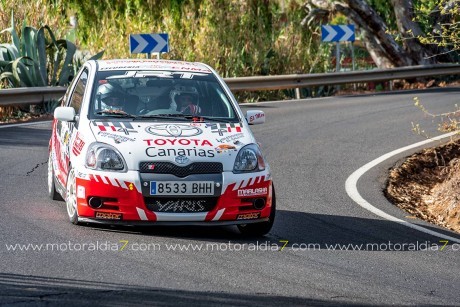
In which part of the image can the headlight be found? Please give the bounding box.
[85,143,127,172]
[233,144,266,173]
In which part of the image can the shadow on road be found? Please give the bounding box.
[83,210,460,251]
[0,272,375,306]
[270,210,460,251]
[0,126,51,147]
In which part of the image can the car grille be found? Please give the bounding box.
[144,197,218,213]
[139,162,223,178]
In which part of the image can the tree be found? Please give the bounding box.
[303,0,460,68]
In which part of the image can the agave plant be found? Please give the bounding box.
[0,11,103,116]
[0,11,103,88]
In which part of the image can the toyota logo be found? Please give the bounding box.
[146,124,202,137]
[175,155,190,165]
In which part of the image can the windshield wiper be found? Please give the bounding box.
[179,115,236,123]
[96,111,137,118]
[139,113,235,122]
[135,114,191,121]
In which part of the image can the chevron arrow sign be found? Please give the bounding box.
[130,33,169,54]
[321,25,355,42]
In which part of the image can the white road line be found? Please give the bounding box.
[345,132,460,243]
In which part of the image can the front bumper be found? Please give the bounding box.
[77,217,270,226]
[75,169,273,224]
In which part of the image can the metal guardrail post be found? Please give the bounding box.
[295,88,301,100]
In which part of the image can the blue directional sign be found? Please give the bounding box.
[129,33,169,54]
[321,25,355,42]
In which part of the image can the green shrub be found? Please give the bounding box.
[0,10,103,118]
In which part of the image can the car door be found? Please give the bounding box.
[54,68,89,187]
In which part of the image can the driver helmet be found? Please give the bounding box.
[169,85,201,114]
[98,83,125,111]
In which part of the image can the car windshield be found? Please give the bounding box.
[89,70,239,122]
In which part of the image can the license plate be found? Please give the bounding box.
[150,181,214,196]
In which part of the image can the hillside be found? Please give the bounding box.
[386,141,460,233]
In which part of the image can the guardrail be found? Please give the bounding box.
[1,64,460,107]
[0,86,67,107]
[225,64,460,91]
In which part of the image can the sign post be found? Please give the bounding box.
[129,33,169,59]
[350,41,356,90]
[336,42,341,73]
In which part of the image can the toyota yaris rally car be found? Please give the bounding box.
[48,59,275,236]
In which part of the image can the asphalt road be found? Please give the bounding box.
[1,88,459,306]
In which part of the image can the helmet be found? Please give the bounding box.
[98,83,124,110]
[169,85,200,114]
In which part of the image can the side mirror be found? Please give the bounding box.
[54,107,76,122]
[246,110,265,125]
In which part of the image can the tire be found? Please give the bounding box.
[47,152,63,201]
[238,184,276,236]
[65,168,80,225]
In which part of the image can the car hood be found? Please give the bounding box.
[90,120,254,171]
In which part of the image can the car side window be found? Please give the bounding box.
[68,69,88,114]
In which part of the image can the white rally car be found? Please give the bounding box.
[48,59,275,236]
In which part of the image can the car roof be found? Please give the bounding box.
[94,59,212,73]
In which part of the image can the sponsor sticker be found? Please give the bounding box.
[77,185,86,199]
[95,212,122,220]
[72,133,85,156]
[100,64,211,73]
[146,147,215,158]
[98,131,135,144]
[77,171,88,179]
[143,138,212,146]
[92,121,137,135]
[215,144,237,154]
[237,212,261,220]
[154,200,207,213]
[207,123,242,136]
[248,112,265,123]
[63,131,70,145]
[215,133,245,143]
[237,187,268,197]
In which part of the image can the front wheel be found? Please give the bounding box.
[238,184,276,236]
[47,152,63,201]
[66,168,79,225]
